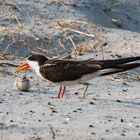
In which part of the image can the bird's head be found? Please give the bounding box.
[14,54,48,73]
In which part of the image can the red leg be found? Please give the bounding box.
[61,86,66,98]
[58,86,62,98]
[51,86,62,98]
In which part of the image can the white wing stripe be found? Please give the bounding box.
[41,63,56,67]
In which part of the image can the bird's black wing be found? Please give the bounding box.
[40,60,101,82]
[86,56,140,69]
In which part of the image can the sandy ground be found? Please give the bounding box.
[0,0,140,140]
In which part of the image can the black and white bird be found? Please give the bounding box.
[15,54,140,98]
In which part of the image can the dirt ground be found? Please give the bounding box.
[0,0,140,140]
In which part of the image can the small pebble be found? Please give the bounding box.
[116,100,121,103]
[89,124,94,128]
[103,42,107,46]
[52,110,57,113]
[92,98,98,100]
[122,89,127,92]
[121,119,124,122]
[74,92,79,95]
[48,102,55,107]
[122,82,128,85]
[63,121,68,124]
[121,133,126,136]
[89,102,95,105]
[91,132,95,135]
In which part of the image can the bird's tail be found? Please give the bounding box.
[87,56,140,76]
[88,56,140,69]
[101,63,140,76]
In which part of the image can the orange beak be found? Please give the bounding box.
[14,62,30,73]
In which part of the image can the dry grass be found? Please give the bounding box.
[52,19,106,58]
[0,19,106,59]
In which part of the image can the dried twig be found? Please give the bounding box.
[48,124,56,139]
[4,0,20,10]
[0,62,18,67]
[0,43,12,57]
[69,29,95,38]
[63,52,72,59]
[42,104,55,110]
[58,38,71,53]
[101,45,104,60]
[29,111,35,117]
[13,15,22,27]
[62,1,76,6]
[69,37,77,59]
[69,37,76,49]
[54,20,90,29]
[90,41,96,52]
[54,21,96,38]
